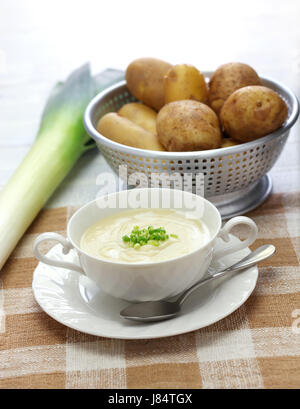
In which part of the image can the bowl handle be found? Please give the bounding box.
[33,232,84,274]
[214,216,258,260]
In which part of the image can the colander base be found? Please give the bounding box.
[209,174,272,219]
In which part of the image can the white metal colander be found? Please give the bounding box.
[84,73,299,218]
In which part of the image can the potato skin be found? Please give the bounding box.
[97,113,165,151]
[164,64,208,104]
[118,102,157,134]
[126,58,172,110]
[157,100,222,151]
[220,85,288,142]
[221,138,240,148]
[208,62,261,114]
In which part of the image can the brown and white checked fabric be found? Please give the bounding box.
[0,191,300,389]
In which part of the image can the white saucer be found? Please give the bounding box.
[32,236,258,340]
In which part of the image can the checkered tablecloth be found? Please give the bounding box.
[1,177,300,388]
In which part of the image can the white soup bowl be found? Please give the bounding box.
[33,188,258,302]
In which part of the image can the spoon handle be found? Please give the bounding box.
[176,244,275,305]
[223,244,275,273]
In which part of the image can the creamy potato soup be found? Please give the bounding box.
[80,209,210,263]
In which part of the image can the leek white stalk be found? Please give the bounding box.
[0,65,124,269]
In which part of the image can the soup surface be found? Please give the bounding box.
[80,208,211,263]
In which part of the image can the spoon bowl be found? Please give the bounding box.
[120,301,181,322]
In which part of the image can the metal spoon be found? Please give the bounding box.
[120,244,275,323]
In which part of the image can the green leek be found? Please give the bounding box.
[0,64,124,270]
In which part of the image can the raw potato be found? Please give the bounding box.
[164,64,208,104]
[157,100,222,151]
[118,103,157,134]
[126,58,172,110]
[97,113,165,151]
[221,138,240,148]
[208,62,262,114]
[220,85,288,142]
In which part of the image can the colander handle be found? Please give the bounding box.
[214,216,258,260]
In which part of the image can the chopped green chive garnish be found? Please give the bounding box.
[122,226,179,249]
